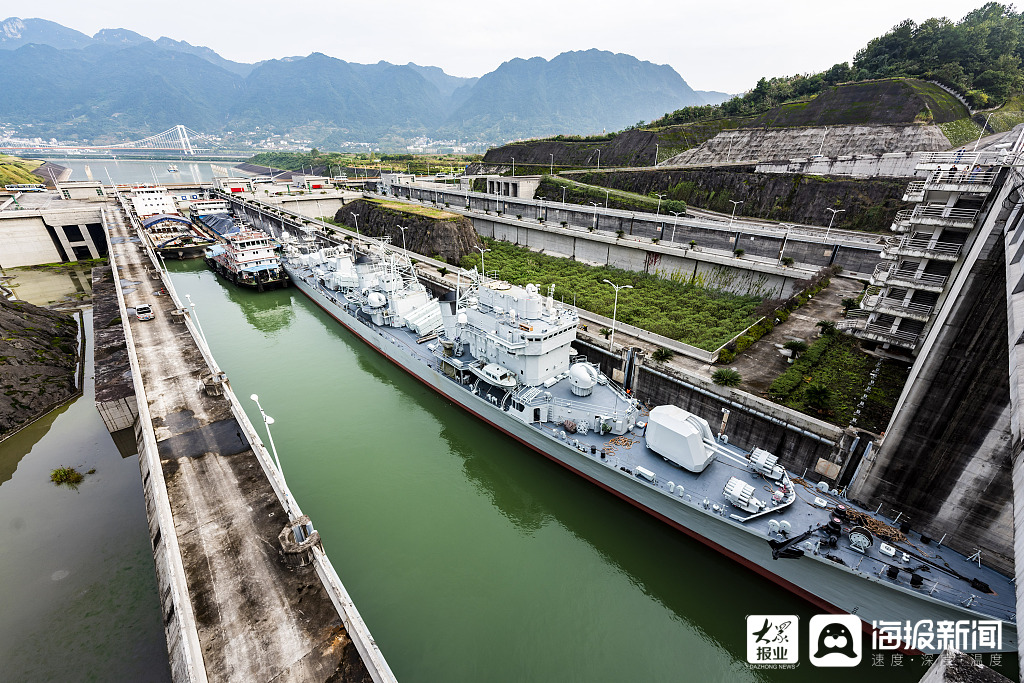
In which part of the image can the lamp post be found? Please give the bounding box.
[184,294,209,348]
[350,212,359,236]
[602,279,633,351]
[562,186,567,205]
[605,188,610,209]
[511,157,515,177]
[590,201,600,230]
[778,224,794,264]
[669,210,684,243]
[474,245,490,278]
[825,207,845,241]
[550,153,554,175]
[654,193,666,220]
[729,200,743,227]
[398,225,408,252]
[249,394,291,519]
[596,149,601,170]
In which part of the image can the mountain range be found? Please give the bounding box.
[0,17,730,149]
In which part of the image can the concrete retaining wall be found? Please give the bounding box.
[573,337,845,478]
[389,184,883,279]
[756,152,926,178]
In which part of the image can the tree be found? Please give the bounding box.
[804,382,832,413]
[651,347,675,363]
[599,327,612,339]
[816,320,837,335]
[712,368,742,387]
[784,340,808,357]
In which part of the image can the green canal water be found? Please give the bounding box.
[0,309,171,682]
[158,258,995,682]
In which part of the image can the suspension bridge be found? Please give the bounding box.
[0,125,216,155]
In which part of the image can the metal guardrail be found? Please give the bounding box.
[926,167,999,188]
[883,236,962,260]
[859,323,919,348]
[861,293,934,320]
[918,151,999,165]
[872,261,948,289]
[911,204,981,224]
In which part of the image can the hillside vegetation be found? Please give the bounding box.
[652,2,1021,127]
[0,154,44,185]
[460,239,761,351]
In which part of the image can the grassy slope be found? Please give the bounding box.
[0,154,45,185]
[767,332,909,433]
[460,239,761,351]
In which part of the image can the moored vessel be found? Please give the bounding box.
[278,230,1017,654]
[123,184,215,259]
[198,212,288,291]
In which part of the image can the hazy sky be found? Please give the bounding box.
[21,1,987,92]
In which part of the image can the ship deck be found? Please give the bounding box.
[288,259,1017,630]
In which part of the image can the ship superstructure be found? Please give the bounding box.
[279,232,1017,654]
[201,212,287,290]
[121,184,215,259]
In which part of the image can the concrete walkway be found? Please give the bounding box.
[106,206,376,683]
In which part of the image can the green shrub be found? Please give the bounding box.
[781,256,795,266]
[651,347,675,363]
[776,309,790,323]
[735,335,756,353]
[712,368,742,387]
[50,466,84,486]
[784,340,808,355]
[734,248,745,257]
[717,349,735,363]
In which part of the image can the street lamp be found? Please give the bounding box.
[562,186,567,205]
[511,157,515,177]
[605,188,610,209]
[550,153,554,175]
[602,279,633,351]
[398,225,408,252]
[669,210,684,243]
[596,149,601,170]
[249,394,291,519]
[825,207,845,241]
[778,224,795,264]
[654,193,666,218]
[184,294,209,348]
[350,212,359,236]
[729,200,743,227]
[474,245,490,278]
[590,201,601,230]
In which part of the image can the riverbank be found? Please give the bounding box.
[0,294,80,440]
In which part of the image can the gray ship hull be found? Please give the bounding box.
[288,269,1018,654]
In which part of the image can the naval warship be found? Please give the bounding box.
[278,231,1016,654]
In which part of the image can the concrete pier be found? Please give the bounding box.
[102,201,395,682]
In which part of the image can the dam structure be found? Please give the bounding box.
[101,194,395,683]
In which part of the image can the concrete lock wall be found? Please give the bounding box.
[0,215,63,267]
[756,152,927,179]
[391,184,883,280]
[473,215,808,299]
[574,338,843,477]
